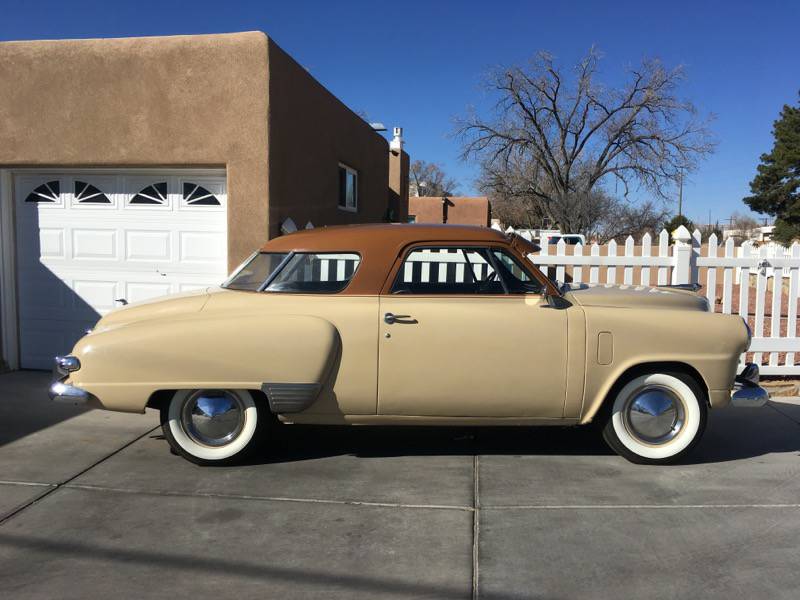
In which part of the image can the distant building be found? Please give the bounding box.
[408,196,491,227]
[722,225,775,243]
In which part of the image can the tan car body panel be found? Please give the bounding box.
[62,226,749,424]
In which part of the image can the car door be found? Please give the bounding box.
[377,245,569,418]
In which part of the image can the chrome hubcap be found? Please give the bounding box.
[623,386,685,445]
[180,390,245,447]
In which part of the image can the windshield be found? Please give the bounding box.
[223,253,289,291]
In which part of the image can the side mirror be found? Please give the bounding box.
[543,293,571,309]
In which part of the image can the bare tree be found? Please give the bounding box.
[410,160,459,197]
[457,48,715,233]
[591,198,670,243]
[479,152,667,239]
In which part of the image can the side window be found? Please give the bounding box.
[391,247,504,295]
[491,249,543,294]
[266,253,360,293]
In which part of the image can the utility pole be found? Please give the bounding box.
[677,171,683,217]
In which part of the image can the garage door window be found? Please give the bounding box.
[183,183,221,206]
[130,182,167,205]
[25,181,59,203]
[74,181,111,204]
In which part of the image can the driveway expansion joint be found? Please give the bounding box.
[62,483,477,512]
[0,425,159,527]
[472,454,480,600]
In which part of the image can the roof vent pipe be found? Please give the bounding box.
[390,127,403,153]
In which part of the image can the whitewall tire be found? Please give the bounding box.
[161,389,268,465]
[601,372,707,465]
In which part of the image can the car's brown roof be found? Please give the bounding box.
[260,223,508,252]
[259,223,550,295]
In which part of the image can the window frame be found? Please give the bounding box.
[337,163,358,213]
[385,243,547,297]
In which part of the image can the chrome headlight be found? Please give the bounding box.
[55,355,81,373]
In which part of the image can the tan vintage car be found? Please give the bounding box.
[50,224,768,465]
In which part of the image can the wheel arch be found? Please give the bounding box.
[582,361,710,425]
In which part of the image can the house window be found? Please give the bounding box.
[338,164,358,212]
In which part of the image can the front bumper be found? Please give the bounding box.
[730,363,769,408]
[48,355,90,404]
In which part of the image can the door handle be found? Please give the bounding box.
[384,312,414,324]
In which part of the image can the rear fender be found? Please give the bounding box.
[70,313,340,413]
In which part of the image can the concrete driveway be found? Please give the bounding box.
[1,371,799,599]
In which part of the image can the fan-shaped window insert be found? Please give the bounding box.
[130,182,168,205]
[183,182,221,206]
[25,181,60,203]
[74,180,111,204]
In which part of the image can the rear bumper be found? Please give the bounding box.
[48,355,91,404]
[730,363,769,408]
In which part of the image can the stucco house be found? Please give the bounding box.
[0,31,409,369]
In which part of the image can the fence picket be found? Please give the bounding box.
[706,234,718,309]
[623,236,634,285]
[753,245,768,366]
[770,263,784,366]
[787,243,800,366]
[539,235,549,279]
[556,239,566,282]
[657,229,669,285]
[573,243,583,283]
[590,243,599,283]
[641,232,652,286]
[722,237,734,314]
[606,239,617,284]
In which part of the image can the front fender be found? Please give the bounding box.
[69,313,340,413]
[579,308,748,423]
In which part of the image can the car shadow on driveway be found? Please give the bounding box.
[190,401,799,466]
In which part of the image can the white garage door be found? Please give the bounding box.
[14,171,228,369]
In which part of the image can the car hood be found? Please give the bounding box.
[563,283,710,312]
[92,287,218,332]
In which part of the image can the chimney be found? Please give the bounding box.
[390,126,403,154]
[388,126,409,222]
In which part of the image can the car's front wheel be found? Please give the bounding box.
[161,389,269,465]
[601,371,707,465]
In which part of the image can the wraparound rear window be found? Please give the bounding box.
[223,252,361,293]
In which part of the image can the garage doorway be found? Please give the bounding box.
[6,169,228,369]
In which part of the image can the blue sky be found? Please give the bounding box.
[1,0,797,225]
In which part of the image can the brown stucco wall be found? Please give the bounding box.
[265,40,390,237]
[409,196,491,226]
[0,31,270,269]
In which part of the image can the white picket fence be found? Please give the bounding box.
[526,226,800,375]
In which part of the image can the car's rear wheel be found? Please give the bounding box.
[601,371,707,465]
[160,389,269,465]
